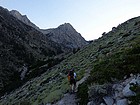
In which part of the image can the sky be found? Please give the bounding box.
[0,0,140,40]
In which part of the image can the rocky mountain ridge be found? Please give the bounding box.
[10,10,40,30]
[41,23,88,49]
[10,10,88,50]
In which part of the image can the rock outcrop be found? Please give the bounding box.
[10,10,40,30]
[88,74,140,105]
[41,23,88,50]
[10,10,88,51]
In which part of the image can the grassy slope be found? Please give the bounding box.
[77,16,140,104]
[0,16,140,105]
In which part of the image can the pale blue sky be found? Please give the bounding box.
[0,0,140,40]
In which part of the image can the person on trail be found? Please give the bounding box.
[67,69,77,93]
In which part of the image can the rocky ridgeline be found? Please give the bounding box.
[41,23,88,49]
[10,10,40,30]
[10,9,88,51]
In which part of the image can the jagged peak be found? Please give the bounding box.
[56,23,77,33]
[63,23,72,26]
[10,10,20,14]
[10,10,28,20]
[0,6,9,12]
[58,23,73,29]
[10,10,22,17]
[10,9,39,30]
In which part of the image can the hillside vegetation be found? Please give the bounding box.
[0,16,140,105]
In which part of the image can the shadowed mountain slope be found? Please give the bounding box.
[0,6,65,96]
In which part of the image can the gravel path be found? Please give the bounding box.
[53,69,90,105]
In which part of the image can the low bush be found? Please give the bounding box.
[89,44,140,84]
[129,83,140,105]
[77,81,89,105]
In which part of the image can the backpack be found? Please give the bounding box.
[68,70,74,81]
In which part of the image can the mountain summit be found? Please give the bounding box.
[10,10,88,50]
[10,10,39,30]
[41,23,88,49]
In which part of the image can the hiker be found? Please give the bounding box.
[67,69,77,93]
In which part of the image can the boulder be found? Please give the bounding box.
[87,101,96,105]
[122,79,136,97]
[116,99,128,105]
[136,74,140,85]
[100,103,106,105]
[103,96,114,105]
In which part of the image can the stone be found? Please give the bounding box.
[114,91,124,99]
[113,84,123,91]
[116,99,128,105]
[100,103,106,105]
[122,79,136,97]
[130,78,137,84]
[130,73,134,77]
[46,103,51,105]
[87,101,96,105]
[136,74,140,85]
[103,96,114,105]
[20,65,28,80]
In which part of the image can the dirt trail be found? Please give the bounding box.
[54,69,90,105]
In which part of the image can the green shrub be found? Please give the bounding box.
[129,83,140,105]
[77,81,89,105]
[43,89,63,103]
[16,100,31,105]
[128,94,140,105]
[89,44,140,84]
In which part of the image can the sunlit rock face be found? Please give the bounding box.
[10,10,40,30]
